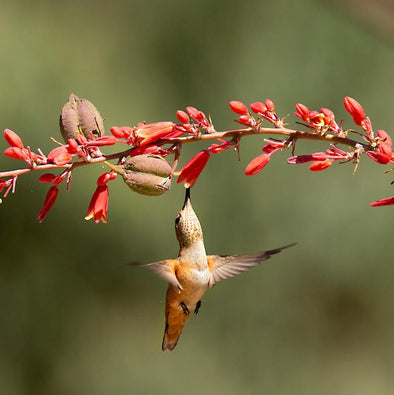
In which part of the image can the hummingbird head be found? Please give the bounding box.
[175,188,203,247]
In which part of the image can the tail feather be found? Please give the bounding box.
[162,308,190,351]
[162,324,180,351]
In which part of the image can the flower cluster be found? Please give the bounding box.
[1,94,392,223]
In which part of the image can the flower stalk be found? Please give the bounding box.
[0,95,392,220]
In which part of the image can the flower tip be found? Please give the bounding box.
[309,159,332,171]
[244,154,270,176]
[229,101,248,115]
[369,196,394,207]
[4,129,24,149]
[250,102,266,114]
[176,110,190,124]
[343,96,366,125]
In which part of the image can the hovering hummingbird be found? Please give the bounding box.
[140,188,295,351]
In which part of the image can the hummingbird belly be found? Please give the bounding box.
[177,267,210,308]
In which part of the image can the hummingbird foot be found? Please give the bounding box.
[180,302,190,316]
[194,300,201,315]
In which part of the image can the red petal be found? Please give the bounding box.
[344,96,366,126]
[186,107,200,122]
[110,126,126,138]
[370,196,394,207]
[377,129,392,147]
[295,103,310,121]
[177,150,210,188]
[97,171,116,186]
[37,186,59,223]
[229,101,248,115]
[265,99,275,111]
[250,102,266,114]
[48,146,72,166]
[39,173,57,183]
[4,147,25,160]
[244,154,270,176]
[287,152,327,164]
[309,159,332,171]
[366,151,390,165]
[86,135,117,147]
[137,122,175,145]
[85,185,109,223]
[176,110,190,124]
[4,129,24,149]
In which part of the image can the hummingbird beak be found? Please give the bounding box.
[105,161,124,175]
[182,187,191,209]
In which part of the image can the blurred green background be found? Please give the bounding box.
[0,0,393,394]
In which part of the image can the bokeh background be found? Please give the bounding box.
[0,0,393,394]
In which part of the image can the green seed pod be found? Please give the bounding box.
[107,154,172,196]
[59,93,105,142]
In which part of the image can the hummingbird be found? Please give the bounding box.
[140,188,295,351]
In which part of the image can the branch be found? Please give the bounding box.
[0,95,392,223]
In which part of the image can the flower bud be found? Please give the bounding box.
[107,154,172,196]
[59,93,105,143]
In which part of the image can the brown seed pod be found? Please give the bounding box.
[59,93,105,142]
[107,154,172,196]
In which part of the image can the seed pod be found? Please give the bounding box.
[107,154,172,196]
[59,93,105,142]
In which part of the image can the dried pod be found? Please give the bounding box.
[107,154,172,196]
[59,93,105,142]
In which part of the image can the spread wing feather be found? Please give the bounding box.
[139,259,183,291]
[207,243,296,287]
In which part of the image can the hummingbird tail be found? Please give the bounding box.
[162,324,180,351]
[162,310,190,351]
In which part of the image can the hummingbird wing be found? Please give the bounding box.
[207,243,296,287]
[140,259,183,291]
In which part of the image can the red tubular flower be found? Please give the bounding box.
[39,173,57,183]
[176,110,190,124]
[378,143,393,159]
[366,151,391,165]
[208,140,232,154]
[344,96,366,126]
[0,177,13,194]
[185,106,200,121]
[66,139,79,154]
[309,159,332,171]
[265,99,275,111]
[128,144,167,157]
[47,146,72,166]
[110,126,132,139]
[377,129,392,147]
[86,135,117,147]
[185,106,209,124]
[96,171,117,186]
[237,114,253,126]
[370,196,394,207]
[136,122,175,146]
[229,101,248,115]
[244,154,270,176]
[4,147,25,160]
[85,184,109,223]
[295,103,310,122]
[250,102,266,114]
[177,150,210,188]
[110,126,124,138]
[287,152,328,164]
[4,129,24,149]
[162,129,186,139]
[77,134,88,145]
[262,140,285,154]
[37,186,59,223]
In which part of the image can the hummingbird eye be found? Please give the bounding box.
[175,214,181,225]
